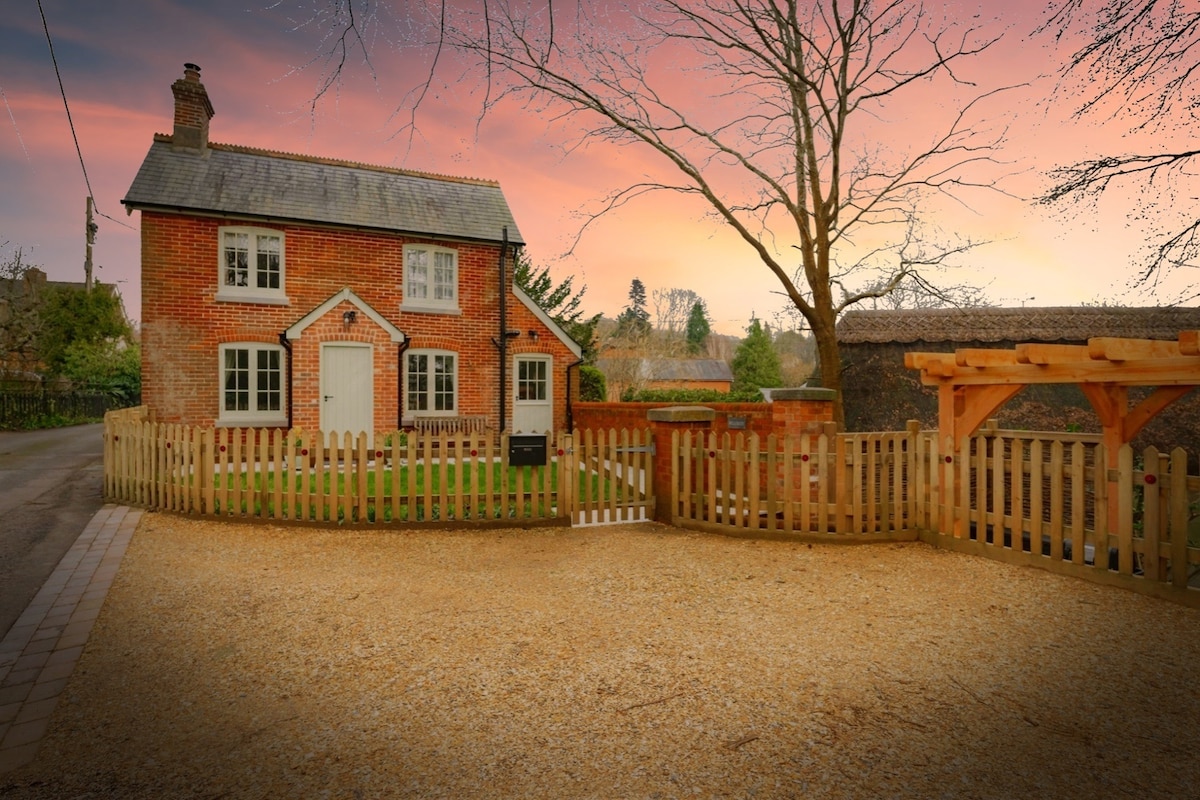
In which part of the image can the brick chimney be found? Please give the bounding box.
[170,63,214,152]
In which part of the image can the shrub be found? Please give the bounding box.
[619,387,764,403]
[579,365,606,401]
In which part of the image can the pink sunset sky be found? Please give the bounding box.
[1,1,1194,336]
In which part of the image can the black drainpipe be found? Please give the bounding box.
[565,357,584,432]
[278,332,293,430]
[497,228,510,432]
[396,338,411,429]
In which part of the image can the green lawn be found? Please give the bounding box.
[204,459,623,522]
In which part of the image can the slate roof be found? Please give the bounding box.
[122,136,524,245]
[596,357,733,382]
[837,306,1200,345]
[649,358,734,382]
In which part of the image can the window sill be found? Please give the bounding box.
[217,417,288,428]
[400,303,461,316]
[216,291,291,306]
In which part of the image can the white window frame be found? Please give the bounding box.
[402,244,459,312]
[216,226,288,304]
[405,349,458,416]
[218,343,287,426]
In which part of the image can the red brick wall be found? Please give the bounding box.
[140,212,578,431]
[572,401,833,438]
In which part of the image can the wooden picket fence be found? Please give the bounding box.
[668,425,1200,604]
[102,409,653,526]
[103,407,1198,603]
[669,428,914,539]
[915,430,1200,604]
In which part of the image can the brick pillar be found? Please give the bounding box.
[767,388,837,505]
[646,406,716,525]
[769,387,837,435]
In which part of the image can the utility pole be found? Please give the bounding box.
[84,196,96,292]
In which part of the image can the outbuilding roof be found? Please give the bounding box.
[122,136,525,245]
[596,356,733,382]
[836,306,1200,345]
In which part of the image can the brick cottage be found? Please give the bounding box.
[122,64,580,437]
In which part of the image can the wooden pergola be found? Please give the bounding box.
[905,330,1200,462]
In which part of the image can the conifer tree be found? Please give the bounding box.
[731,317,782,394]
[685,300,711,355]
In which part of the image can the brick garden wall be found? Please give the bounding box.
[573,393,835,439]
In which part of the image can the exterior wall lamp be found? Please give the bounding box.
[528,330,539,341]
[343,310,357,325]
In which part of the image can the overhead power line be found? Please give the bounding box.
[36,0,133,231]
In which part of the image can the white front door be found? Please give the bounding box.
[321,343,373,436]
[513,354,553,433]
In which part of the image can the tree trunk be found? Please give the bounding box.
[811,316,845,431]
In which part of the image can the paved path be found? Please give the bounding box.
[0,504,141,772]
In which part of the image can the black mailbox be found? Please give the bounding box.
[508,433,548,467]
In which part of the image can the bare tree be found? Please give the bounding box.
[1039,0,1200,297]
[652,287,702,352]
[305,1,1012,427]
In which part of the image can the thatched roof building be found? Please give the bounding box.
[837,306,1200,345]
[836,306,1200,459]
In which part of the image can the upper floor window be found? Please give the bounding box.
[219,343,286,426]
[217,227,287,304]
[403,245,458,312]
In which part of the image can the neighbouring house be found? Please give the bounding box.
[837,305,1200,457]
[596,354,733,400]
[122,64,581,436]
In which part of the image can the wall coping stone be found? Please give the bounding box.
[769,387,837,402]
[646,406,717,423]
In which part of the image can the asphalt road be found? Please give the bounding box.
[0,423,105,639]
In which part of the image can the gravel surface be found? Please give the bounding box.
[3,513,1199,799]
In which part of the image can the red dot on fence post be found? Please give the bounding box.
[801,454,809,462]
[1145,474,1157,485]
[709,451,716,458]
[945,455,953,464]
[557,449,564,456]
[376,450,383,458]
[301,449,308,456]
[220,445,226,452]
[471,449,478,457]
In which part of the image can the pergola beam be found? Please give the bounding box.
[910,334,1200,447]
[913,356,1200,386]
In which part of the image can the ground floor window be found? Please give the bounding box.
[219,343,285,424]
[406,350,456,414]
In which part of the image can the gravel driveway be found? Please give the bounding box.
[3,513,1198,799]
